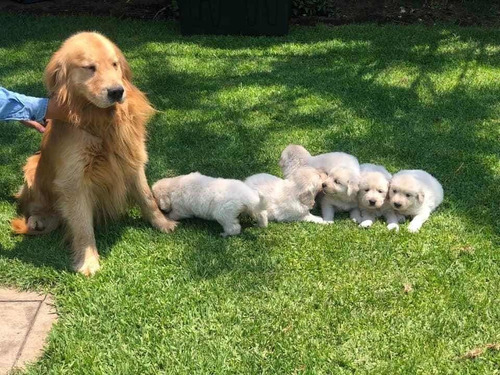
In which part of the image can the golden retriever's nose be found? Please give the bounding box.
[322,183,327,189]
[107,86,124,102]
[394,202,402,209]
[369,200,376,206]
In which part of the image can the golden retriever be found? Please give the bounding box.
[12,32,177,275]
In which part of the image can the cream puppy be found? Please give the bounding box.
[351,163,403,230]
[388,170,444,232]
[152,172,267,237]
[279,144,312,178]
[280,145,360,223]
[245,166,327,223]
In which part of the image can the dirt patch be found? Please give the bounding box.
[461,343,500,359]
[1,0,498,27]
[0,0,174,20]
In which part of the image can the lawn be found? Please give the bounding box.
[0,13,499,374]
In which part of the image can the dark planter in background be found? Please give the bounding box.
[178,0,291,36]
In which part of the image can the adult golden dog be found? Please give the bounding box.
[12,32,177,275]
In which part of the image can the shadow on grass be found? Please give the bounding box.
[0,217,151,274]
[138,26,499,235]
[0,15,498,278]
[174,218,277,289]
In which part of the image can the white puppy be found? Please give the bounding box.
[280,145,360,223]
[245,166,327,223]
[351,163,403,230]
[152,172,267,237]
[388,170,443,232]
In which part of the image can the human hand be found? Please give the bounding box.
[20,119,45,133]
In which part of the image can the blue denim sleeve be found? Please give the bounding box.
[0,87,48,122]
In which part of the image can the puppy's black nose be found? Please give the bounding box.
[369,200,376,206]
[394,202,402,208]
[322,183,327,189]
[107,86,124,102]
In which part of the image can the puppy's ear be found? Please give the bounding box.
[347,180,359,197]
[417,191,425,203]
[44,51,67,98]
[299,191,315,208]
[114,46,132,81]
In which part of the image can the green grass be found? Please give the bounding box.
[1,13,499,374]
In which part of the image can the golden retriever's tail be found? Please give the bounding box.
[11,217,31,235]
[11,215,60,236]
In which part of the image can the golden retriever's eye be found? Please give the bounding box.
[393,189,397,194]
[378,190,383,193]
[365,189,369,192]
[112,62,118,68]
[334,179,339,184]
[406,193,411,198]
[84,65,96,72]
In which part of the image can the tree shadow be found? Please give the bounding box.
[136,24,500,235]
[0,15,498,280]
[172,217,278,291]
[0,216,157,275]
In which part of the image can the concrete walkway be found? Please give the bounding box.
[0,288,57,374]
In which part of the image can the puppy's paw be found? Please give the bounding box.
[397,214,406,223]
[220,224,241,237]
[408,223,421,233]
[153,216,178,233]
[387,223,399,231]
[73,255,100,277]
[359,220,373,228]
[320,220,334,225]
[220,231,240,237]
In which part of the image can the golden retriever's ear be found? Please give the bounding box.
[115,46,132,81]
[44,51,67,95]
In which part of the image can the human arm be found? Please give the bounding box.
[0,87,67,133]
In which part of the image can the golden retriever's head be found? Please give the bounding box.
[45,32,131,111]
[358,171,390,210]
[322,167,359,202]
[388,174,425,213]
[289,166,327,209]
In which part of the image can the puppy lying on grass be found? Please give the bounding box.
[152,172,267,237]
[351,163,404,230]
[389,170,443,232]
[280,145,360,223]
[245,166,327,224]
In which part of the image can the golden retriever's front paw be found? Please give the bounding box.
[153,217,178,233]
[73,255,100,276]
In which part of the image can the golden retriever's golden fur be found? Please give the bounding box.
[12,32,176,275]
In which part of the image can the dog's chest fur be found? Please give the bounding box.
[80,125,146,219]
